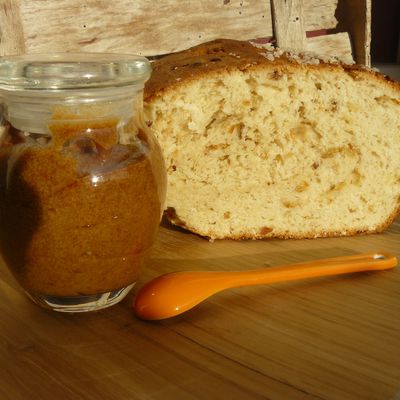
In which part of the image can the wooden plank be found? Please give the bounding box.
[336,0,371,65]
[271,0,306,51]
[0,0,26,55]
[303,0,338,31]
[305,32,353,63]
[270,2,351,61]
[0,218,400,399]
[18,0,272,56]
[0,0,339,56]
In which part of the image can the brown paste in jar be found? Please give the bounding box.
[0,116,166,297]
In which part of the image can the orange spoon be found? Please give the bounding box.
[134,252,397,320]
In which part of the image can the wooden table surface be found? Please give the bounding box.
[1,218,400,400]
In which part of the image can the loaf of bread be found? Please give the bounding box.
[144,39,400,240]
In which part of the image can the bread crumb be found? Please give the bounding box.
[144,39,400,240]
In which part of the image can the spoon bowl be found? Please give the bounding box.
[134,252,397,320]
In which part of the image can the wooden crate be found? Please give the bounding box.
[0,0,370,65]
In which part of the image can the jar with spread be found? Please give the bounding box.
[0,53,166,312]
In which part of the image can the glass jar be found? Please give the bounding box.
[0,53,166,312]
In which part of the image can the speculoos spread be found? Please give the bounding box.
[0,116,166,297]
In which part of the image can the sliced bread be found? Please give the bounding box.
[144,39,400,240]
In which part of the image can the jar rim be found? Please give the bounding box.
[0,53,151,92]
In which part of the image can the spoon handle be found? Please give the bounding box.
[134,252,397,320]
[224,252,397,288]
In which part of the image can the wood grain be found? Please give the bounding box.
[335,0,371,66]
[305,32,353,63]
[271,0,305,50]
[1,217,400,399]
[0,0,26,55]
[0,0,339,56]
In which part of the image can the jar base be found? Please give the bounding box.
[27,283,135,312]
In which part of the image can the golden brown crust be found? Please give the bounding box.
[145,38,400,103]
[164,204,399,241]
[145,39,273,101]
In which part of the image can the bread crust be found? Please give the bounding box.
[164,205,400,241]
[145,39,400,103]
[145,39,400,240]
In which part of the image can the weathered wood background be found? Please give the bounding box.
[0,0,370,64]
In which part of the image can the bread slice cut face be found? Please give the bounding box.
[144,39,400,240]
